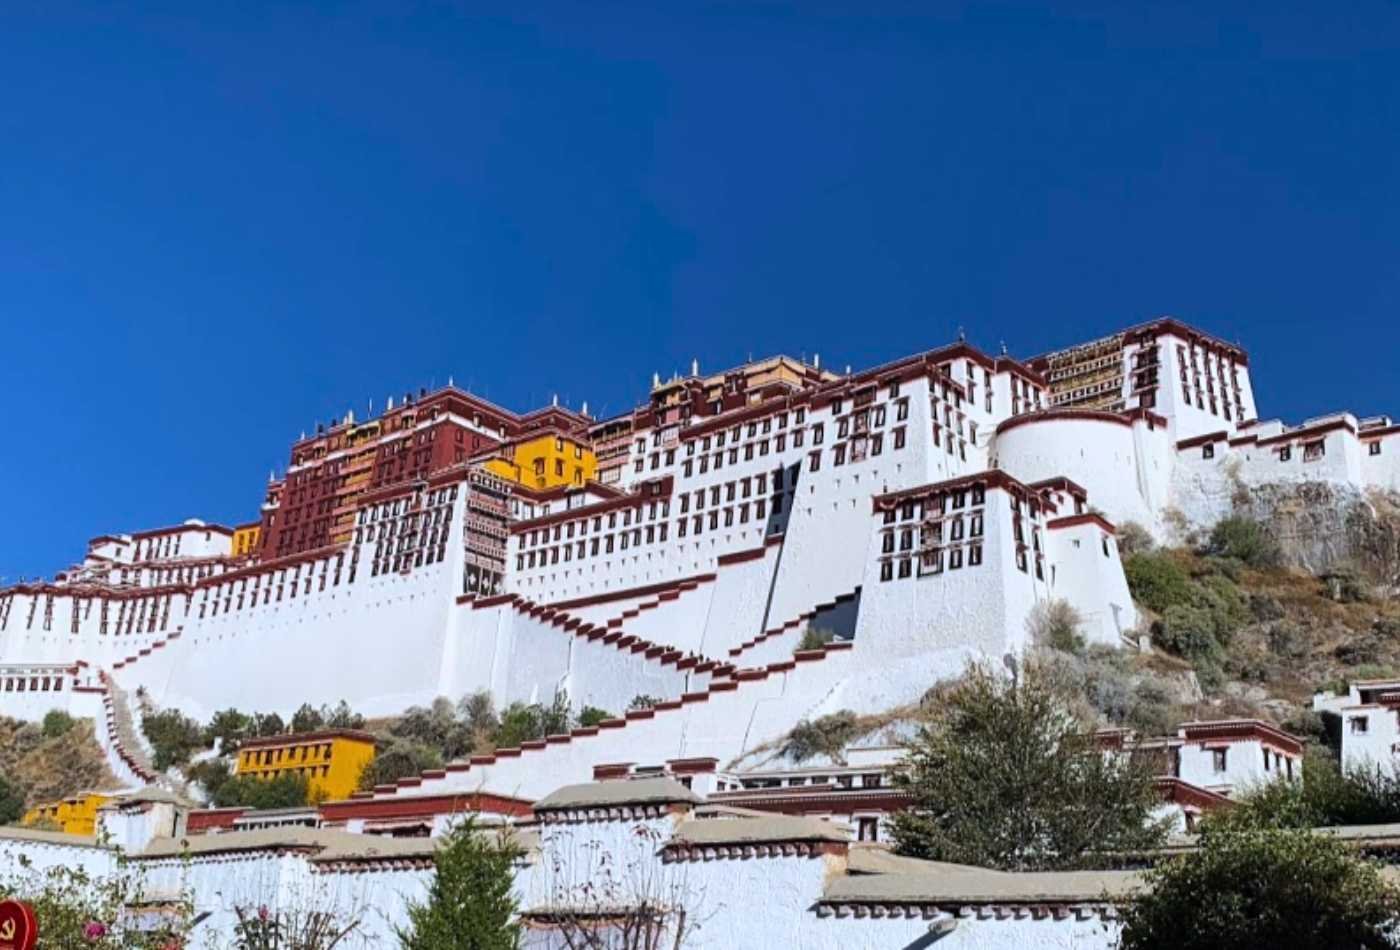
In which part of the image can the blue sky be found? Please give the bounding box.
[3,2,1398,580]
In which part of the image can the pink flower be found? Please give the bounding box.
[257,905,270,922]
[83,920,108,940]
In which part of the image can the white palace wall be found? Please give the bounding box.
[993,413,1171,534]
[1043,518,1138,645]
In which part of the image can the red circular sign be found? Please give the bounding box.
[0,900,36,950]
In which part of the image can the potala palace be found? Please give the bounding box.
[3,315,1398,947]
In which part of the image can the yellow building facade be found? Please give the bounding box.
[23,791,114,836]
[484,432,597,491]
[231,523,261,558]
[234,730,376,803]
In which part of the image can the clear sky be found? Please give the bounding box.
[3,2,1398,580]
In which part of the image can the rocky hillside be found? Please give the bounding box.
[1230,482,1400,586]
[0,715,119,817]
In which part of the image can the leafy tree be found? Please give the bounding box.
[494,695,572,748]
[141,708,206,770]
[187,757,233,799]
[627,695,662,711]
[396,814,523,950]
[359,740,443,791]
[577,706,612,728]
[1215,749,1400,831]
[394,698,471,759]
[458,691,498,733]
[253,712,286,737]
[1202,516,1281,569]
[291,703,326,734]
[322,700,365,729]
[41,709,75,738]
[205,707,254,752]
[0,773,26,824]
[1118,824,1400,949]
[891,659,1166,870]
[212,771,309,809]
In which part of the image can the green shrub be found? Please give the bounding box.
[1203,516,1281,568]
[577,706,612,728]
[358,740,443,791]
[1196,574,1249,646]
[0,773,26,824]
[627,694,662,711]
[797,627,836,651]
[1125,679,1180,736]
[141,708,206,770]
[1118,824,1400,949]
[1157,604,1222,663]
[186,758,232,798]
[1027,599,1085,654]
[1116,521,1155,557]
[40,709,75,739]
[212,771,309,809]
[1322,567,1373,604]
[783,711,862,762]
[1124,553,1194,614]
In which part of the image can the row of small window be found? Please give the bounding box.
[882,515,984,554]
[8,595,170,637]
[883,486,989,523]
[240,743,335,766]
[240,765,332,780]
[678,468,795,514]
[372,545,446,576]
[1,677,67,692]
[518,497,786,571]
[520,499,677,548]
[807,428,908,472]
[201,554,349,600]
[639,398,915,474]
[878,544,985,580]
[120,562,224,585]
[132,533,185,562]
[640,382,912,453]
[355,505,451,544]
[199,566,358,616]
[357,489,456,527]
[640,404,809,453]
[1200,438,1336,462]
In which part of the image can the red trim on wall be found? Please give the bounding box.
[1047,513,1117,535]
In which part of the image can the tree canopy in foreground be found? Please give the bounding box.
[891,658,1166,871]
[1118,823,1400,949]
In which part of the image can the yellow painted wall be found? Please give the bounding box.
[484,433,597,491]
[234,733,376,803]
[232,525,261,558]
[23,792,112,836]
